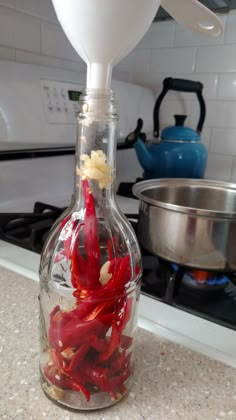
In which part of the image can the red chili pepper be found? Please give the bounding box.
[98,321,120,363]
[59,214,71,231]
[82,362,109,392]
[64,235,73,260]
[50,303,94,324]
[63,378,90,402]
[82,180,101,289]
[120,335,133,350]
[54,252,65,263]
[50,305,60,319]
[48,348,66,374]
[44,350,92,401]
[116,383,127,396]
[66,343,90,374]
[100,347,119,367]
[69,300,97,320]
[73,253,132,304]
[80,258,130,304]
[107,349,126,376]
[103,255,131,292]
[68,368,90,385]
[107,366,132,391]
[49,310,115,349]
[109,390,118,400]
[90,335,108,353]
[84,300,116,321]
[116,255,131,286]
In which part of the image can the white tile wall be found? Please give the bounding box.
[15,49,63,68]
[0,1,90,75]
[137,20,175,49]
[16,0,57,22]
[13,11,41,52]
[201,127,212,148]
[218,74,236,100]
[224,11,236,44]
[0,7,17,47]
[119,11,236,182]
[149,47,196,74]
[0,7,41,52]
[0,45,15,60]
[116,49,150,73]
[0,0,15,8]
[210,128,236,155]
[205,153,233,181]
[196,45,236,73]
[0,1,236,182]
[41,22,79,62]
[159,99,192,128]
[61,59,86,73]
[191,100,236,129]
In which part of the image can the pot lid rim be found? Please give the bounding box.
[133,178,236,219]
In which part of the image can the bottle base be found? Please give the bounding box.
[40,370,130,411]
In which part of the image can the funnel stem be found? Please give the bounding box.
[87,63,112,90]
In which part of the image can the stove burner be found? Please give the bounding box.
[141,255,236,330]
[182,271,230,290]
[171,264,230,291]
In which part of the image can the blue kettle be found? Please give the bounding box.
[134,77,207,179]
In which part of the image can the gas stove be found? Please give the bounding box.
[0,197,235,368]
[0,60,234,368]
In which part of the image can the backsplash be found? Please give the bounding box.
[0,0,236,181]
[0,0,128,80]
[116,11,236,182]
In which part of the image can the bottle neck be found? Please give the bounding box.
[74,89,118,205]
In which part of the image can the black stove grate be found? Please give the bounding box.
[0,202,65,253]
[117,178,143,200]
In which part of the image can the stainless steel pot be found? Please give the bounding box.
[133,179,236,271]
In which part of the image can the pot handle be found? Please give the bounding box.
[153,77,206,138]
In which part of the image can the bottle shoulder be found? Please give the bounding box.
[40,205,142,294]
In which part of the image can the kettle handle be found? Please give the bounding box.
[153,77,206,138]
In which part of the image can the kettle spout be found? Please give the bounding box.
[134,139,154,172]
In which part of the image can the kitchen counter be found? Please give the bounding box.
[0,267,236,420]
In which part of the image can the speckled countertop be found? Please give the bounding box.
[0,267,236,420]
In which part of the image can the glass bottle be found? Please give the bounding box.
[39,89,142,410]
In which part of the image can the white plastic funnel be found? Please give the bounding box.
[52,0,160,89]
[52,0,223,90]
